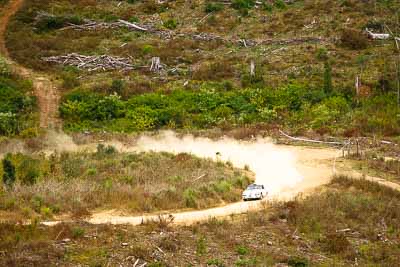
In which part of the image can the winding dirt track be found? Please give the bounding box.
[0,0,61,129]
[43,139,400,227]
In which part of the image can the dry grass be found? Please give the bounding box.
[0,149,251,219]
[1,175,399,266]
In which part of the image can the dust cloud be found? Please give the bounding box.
[136,131,303,196]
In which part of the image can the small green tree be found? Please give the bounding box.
[324,61,333,94]
[111,79,125,95]
[18,157,40,185]
[2,155,16,187]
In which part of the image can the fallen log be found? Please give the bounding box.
[117,19,148,31]
[279,130,345,145]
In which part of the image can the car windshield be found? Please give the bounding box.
[247,184,263,190]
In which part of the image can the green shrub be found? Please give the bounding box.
[207,259,225,267]
[316,48,329,61]
[40,206,52,218]
[213,180,232,193]
[31,195,43,213]
[205,2,224,13]
[183,188,197,208]
[262,3,273,12]
[18,157,40,185]
[231,0,255,10]
[0,74,36,136]
[0,56,11,77]
[196,236,207,256]
[2,155,15,187]
[141,44,154,54]
[128,16,139,23]
[111,79,125,95]
[274,0,287,9]
[72,227,85,238]
[96,144,117,156]
[235,258,257,266]
[61,69,80,90]
[86,168,97,176]
[35,15,83,32]
[323,61,333,94]
[287,256,309,267]
[163,19,177,30]
[236,245,249,256]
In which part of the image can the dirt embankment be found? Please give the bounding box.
[0,0,61,129]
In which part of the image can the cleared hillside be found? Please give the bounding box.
[2,0,398,137]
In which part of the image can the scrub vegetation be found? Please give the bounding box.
[0,56,38,138]
[1,175,399,266]
[0,146,251,220]
[4,0,400,137]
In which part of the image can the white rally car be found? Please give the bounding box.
[242,184,267,201]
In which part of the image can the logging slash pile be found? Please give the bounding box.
[42,53,134,71]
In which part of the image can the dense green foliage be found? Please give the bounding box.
[60,83,400,136]
[0,57,37,137]
[2,155,15,187]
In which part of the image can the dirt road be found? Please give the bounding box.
[42,134,342,227]
[0,0,61,129]
[43,139,399,227]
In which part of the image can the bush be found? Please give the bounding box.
[340,28,369,49]
[163,19,177,30]
[322,232,352,254]
[196,236,207,256]
[274,0,287,9]
[236,245,249,256]
[0,70,36,136]
[0,56,11,77]
[141,44,154,55]
[18,157,40,185]
[2,156,15,187]
[96,144,117,156]
[231,0,255,10]
[205,2,224,13]
[72,227,85,238]
[35,15,83,32]
[287,256,309,267]
[183,188,197,208]
[111,79,125,95]
[61,69,80,90]
[323,61,333,94]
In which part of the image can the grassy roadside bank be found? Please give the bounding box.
[0,147,251,221]
[1,175,399,266]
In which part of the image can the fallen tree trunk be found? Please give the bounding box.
[279,130,345,145]
[117,19,148,31]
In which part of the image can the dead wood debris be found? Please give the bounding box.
[42,53,135,71]
[58,17,324,47]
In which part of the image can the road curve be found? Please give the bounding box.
[43,141,340,227]
[43,137,400,227]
